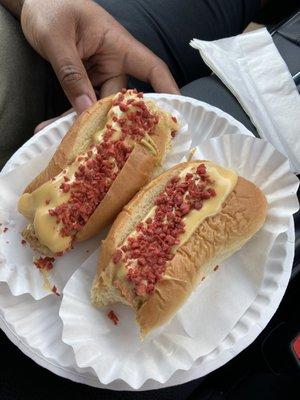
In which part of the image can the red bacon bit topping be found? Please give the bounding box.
[113,249,123,264]
[21,239,27,245]
[3,227,8,233]
[34,256,55,271]
[213,265,219,271]
[113,163,216,296]
[48,90,160,242]
[107,310,119,325]
[171,116,177,123]
[45,199,50,205]
[119,102,129,112]
[52,285,60,296]
[59,182,71,193]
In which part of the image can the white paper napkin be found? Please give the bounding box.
[190,28,300,173]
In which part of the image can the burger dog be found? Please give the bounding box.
[18,90,179,256]
[91,161,267,337]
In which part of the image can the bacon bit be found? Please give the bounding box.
[86,249,90,253]
[114,163,217,296]
[171,130,177,138]
[55,251,64,257]
[207,188,216,197]
[180,203,190,215]
[119,102,129,112]
[21,239,27,245]
[107,310,119,326]
[171,116,177,123]
[201,276,206,281]
[59,182,71,193]
[52,285,60,296]
[213,265,219,271]
[113,249,122,264]
[34,256,55,271]
[3,227,8,233]
[63,176,70,182]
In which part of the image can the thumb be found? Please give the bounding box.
[48,42,97,114]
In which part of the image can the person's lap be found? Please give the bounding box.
[96,0,261,86]
[0,0,260,168]
[0,5,67,168]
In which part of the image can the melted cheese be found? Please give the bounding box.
[108,162,237,290]
[18,166,76,253]
[177,162,237,247]
[124,161,237,249]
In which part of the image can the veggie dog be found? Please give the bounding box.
[91,161,267,337]
[18,90,179,256]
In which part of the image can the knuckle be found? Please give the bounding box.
[56,63,84,87]
[154,58,168,70]
[148,59,168,81]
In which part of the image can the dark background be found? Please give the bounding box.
[1,4,300,400]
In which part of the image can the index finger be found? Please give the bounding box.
[124,40,180,94]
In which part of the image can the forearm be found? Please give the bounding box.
[0,0,24,18]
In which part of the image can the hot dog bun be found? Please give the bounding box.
[18,90,179,255]
[91,161,267,337]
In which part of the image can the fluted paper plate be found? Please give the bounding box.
[59,135,298,388]
[0,96,190,300]
[0,95,297,391]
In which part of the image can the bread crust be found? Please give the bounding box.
[24,97,113,194]
[20,95,178,253]
[92,162,268,337]
[137,176,267,336]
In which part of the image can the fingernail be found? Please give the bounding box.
[74,94,94,114]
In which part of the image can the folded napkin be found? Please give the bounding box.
[191,28,300,173]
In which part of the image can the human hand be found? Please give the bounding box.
[21,0,179,115]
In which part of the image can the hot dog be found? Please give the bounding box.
[91,161,267,337]
[18,90,179,256]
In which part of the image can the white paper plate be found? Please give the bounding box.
[0,94,296,391]
[59,134,299,388]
